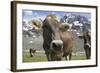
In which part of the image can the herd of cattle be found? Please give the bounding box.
[27,14,91,61]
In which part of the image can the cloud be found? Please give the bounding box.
[23,10,33,16]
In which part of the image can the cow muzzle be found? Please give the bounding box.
[50,40,63,50]
[84,43,91,49]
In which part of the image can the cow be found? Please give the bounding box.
[78,30,91,59]
[42,14,74,61]
[29,48,36,57]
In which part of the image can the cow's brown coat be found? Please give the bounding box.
[42,14,74,61]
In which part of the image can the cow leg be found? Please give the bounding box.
[65,55,71,60]
[30,49,33,57]
[65,56,68,60]
[69,53,72,60]
[89,48,91,59]
[84,48,91,59]
[64,52,72,60]
[45,52,51,61]
[64,55,68,60]
[64,53,69,60]
[30,53,33,57]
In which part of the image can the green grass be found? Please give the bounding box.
[23,51,47,62]
[71,55,86,60]
[23,50,86,62]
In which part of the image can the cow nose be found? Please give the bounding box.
[51,40,63,49]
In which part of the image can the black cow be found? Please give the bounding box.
[29,48,36,57]
[78,30,91,59]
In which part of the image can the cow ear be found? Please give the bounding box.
[60,23,69,31]
[64,24,69,30]
[29,19,42,30]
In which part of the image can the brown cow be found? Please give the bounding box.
[42,14,74,61]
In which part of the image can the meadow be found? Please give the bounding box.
[23,50,86,62]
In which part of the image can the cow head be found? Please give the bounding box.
[42,14,71,60]
[42,14,65,60]
[84,30,91,49]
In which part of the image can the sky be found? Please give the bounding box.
[22,9,91,22]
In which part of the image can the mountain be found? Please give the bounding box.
[60,14,91,32]
[22,18,42,38]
